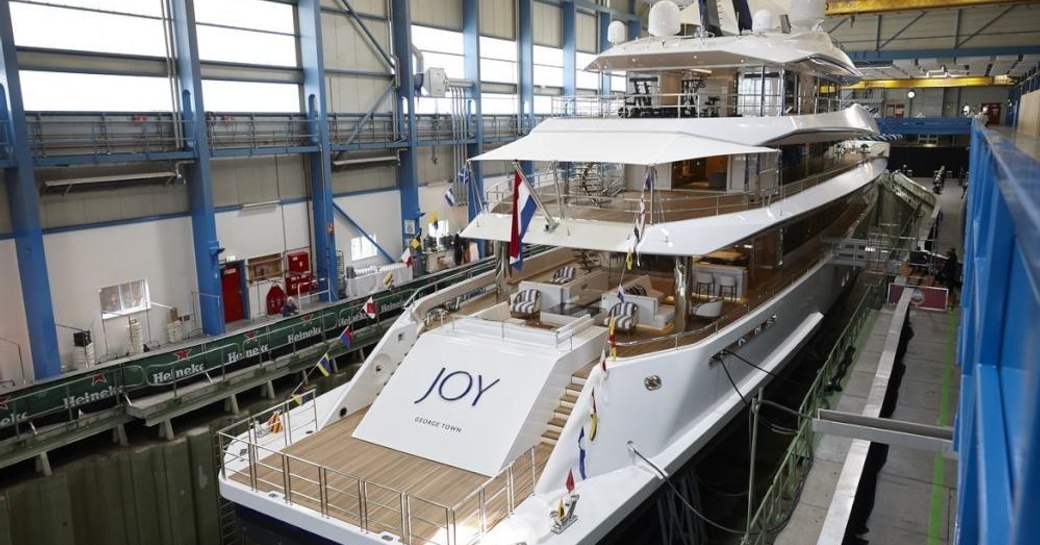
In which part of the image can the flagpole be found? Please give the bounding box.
[512,162,560,231]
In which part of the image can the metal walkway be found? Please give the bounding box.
[774,178,966,545]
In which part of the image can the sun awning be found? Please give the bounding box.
[472,118,775,165]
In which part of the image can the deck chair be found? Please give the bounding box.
[510,289,542,320]
[604,301,639,333]
[549,266,576,285]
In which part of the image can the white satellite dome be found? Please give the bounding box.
[648,1,682,38]
[607,20,627,44]
[789,0,825,32]
[752,9,774,34]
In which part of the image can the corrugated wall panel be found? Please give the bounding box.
[410,0,462,29]
[331,165,397,194]
[322,7,394,113]
[533,2,561,47]
[416,146,455,184]
[577,11,597,53]
[210,155,307,208]
[480,0,515,39]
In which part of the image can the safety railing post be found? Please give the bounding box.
[319,466,329,517]
[282,454,292,504]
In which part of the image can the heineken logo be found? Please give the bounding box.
[0,411,29,428]
[289,327,321,344]
[150,363,206,385]
[337,313,367,328]
[63,386,118,409]
[225,343,270,364]
[90,372,107,385]
[244,330,258,340]
[301,313,314,322]
[174,348,192,361]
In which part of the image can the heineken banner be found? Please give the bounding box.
[0,255,507,432]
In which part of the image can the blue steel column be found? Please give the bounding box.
[517,0,535,175]
[391,0,421,244]
[170,0,224,335]
[463,0,484,223]
[628,18,641,44]
[299,0,338,302]
[0,1,61,377]
[598,12,611,94]
[562,2,577,98]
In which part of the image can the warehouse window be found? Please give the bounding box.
[611,72,627,94]
[195,0,298,67]
[202,80,301,113]
[194,0,295,34]
[482,93,518,115]
[412,25,464,79]
[20,71,173,111]
[100,279,151,319]
[351,235,379,261]
[480,36,517,84]
[576,52,600,90]
[11,1,166,57]
[533,45,564,88]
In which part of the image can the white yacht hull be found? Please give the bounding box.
[219,255,856,545]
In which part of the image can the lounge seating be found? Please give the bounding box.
[510,289,542,319]
[548,266,576,285]
[691,298,724,319]
[604,301,639,333]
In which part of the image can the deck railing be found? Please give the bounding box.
[551,93,847,119]
[483,156,878,226]
[216,396,539,545]
[741,280,884,544]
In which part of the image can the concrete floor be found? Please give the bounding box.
[774,179,965,545]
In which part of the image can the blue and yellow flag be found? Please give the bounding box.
[315,352,333,377]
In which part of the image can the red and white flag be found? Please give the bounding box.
[364,297,377,319]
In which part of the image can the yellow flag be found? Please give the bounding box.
[625,249,633,270]
[429,212,439,224]
[410,237,421,249]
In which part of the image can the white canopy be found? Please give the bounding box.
[472,118,775,165]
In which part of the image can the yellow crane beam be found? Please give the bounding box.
[827,0,1035,16]
[846,76,1013,89]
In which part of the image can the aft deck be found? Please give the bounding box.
[225,405,551,545]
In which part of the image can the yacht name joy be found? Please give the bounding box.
[217,3,889,544]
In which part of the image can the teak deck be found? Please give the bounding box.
[233,407,552,544]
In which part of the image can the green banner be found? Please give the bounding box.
[0,255,504,431]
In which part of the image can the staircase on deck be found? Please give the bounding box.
[542,361,597,445]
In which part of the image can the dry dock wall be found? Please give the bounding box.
[0,429,221,545]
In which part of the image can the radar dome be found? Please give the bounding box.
[752,9,774,34]
[648,1,681,38]
[789,0,825,32]
[608,20,627,44]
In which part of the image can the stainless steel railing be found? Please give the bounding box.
[216,395,540,545]
[551,93,848,119]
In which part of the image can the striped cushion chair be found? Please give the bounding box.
[603,301,639,333]
[549,266,576,285]
[509,289,542,319]
[625,284,648,296]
